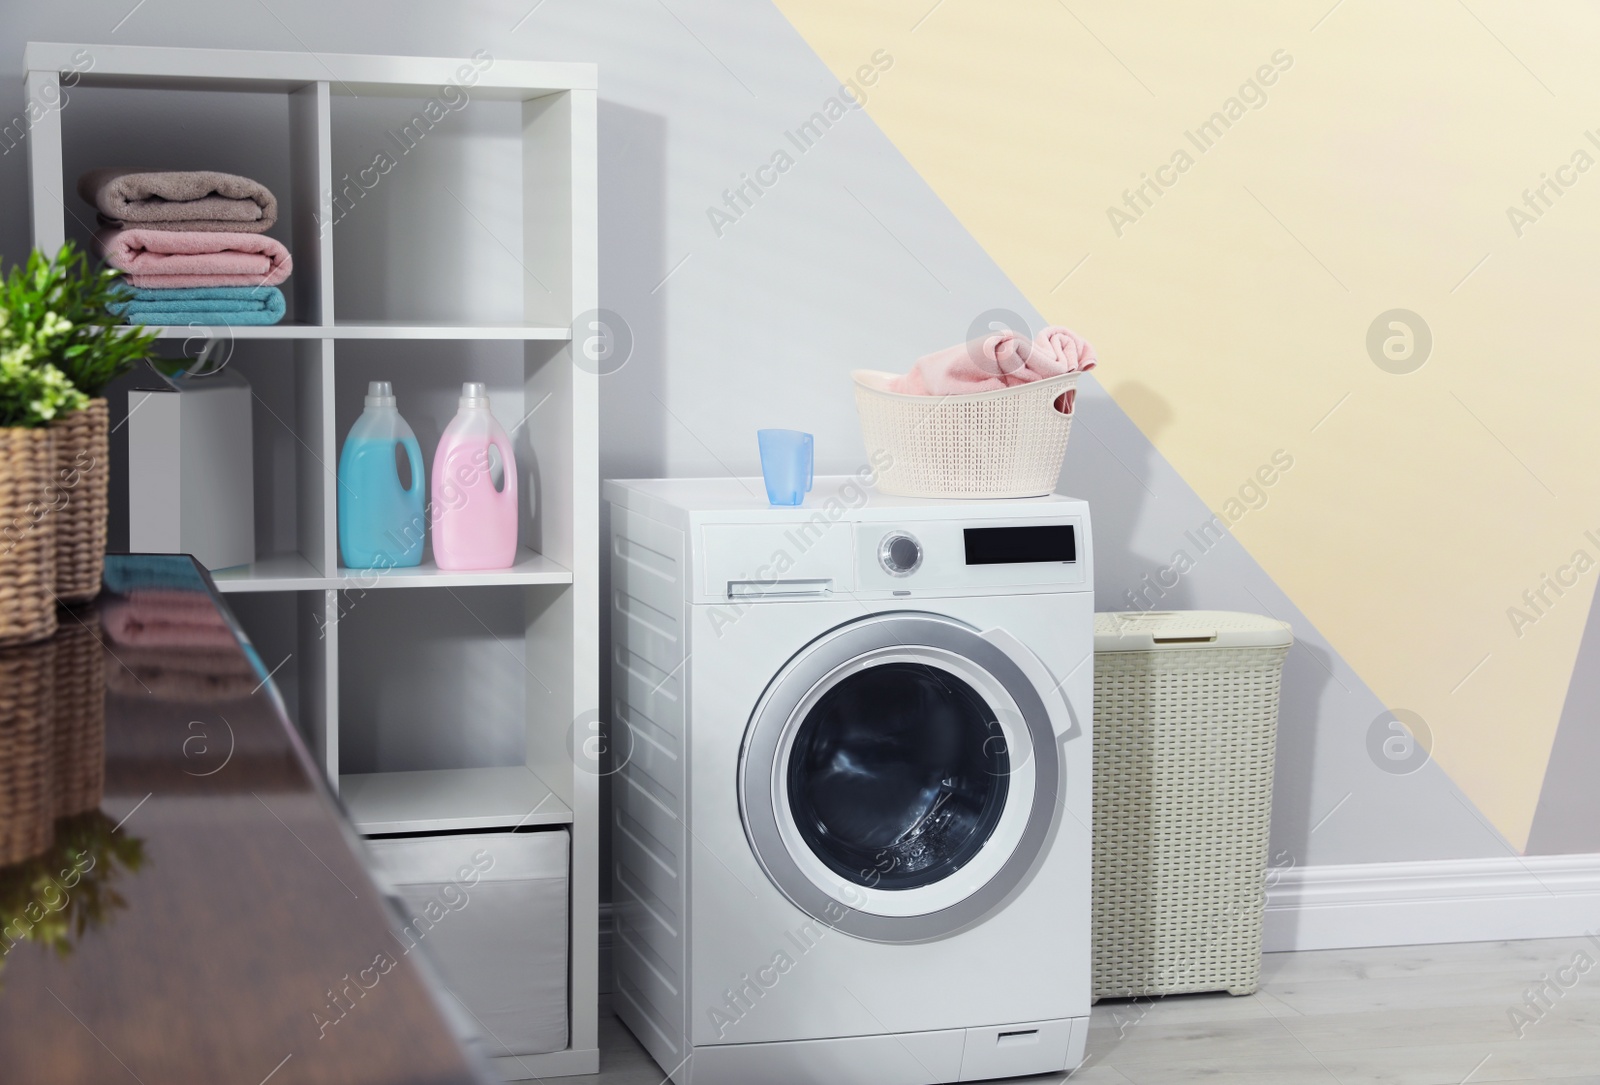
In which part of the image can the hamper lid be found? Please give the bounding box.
[1094,610,1293,652]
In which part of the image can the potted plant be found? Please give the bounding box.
[0,271,85,644]
[1,244,157,604]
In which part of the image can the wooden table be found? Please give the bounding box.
[0,555,491,1084]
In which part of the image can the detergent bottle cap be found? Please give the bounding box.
[364,381,396,408]
[459,382,490,409]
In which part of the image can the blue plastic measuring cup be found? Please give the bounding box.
[757,429,814,506]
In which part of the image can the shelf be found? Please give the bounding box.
[25,41,598,95]
[135,321,324,340]
[335,548,573,589]
[209,548,572,592]
[210,552,324,593]
[332,322,572,340]
[134,321,572,341]
[340,765,572,835]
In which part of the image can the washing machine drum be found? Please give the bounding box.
[739,613,1065,943]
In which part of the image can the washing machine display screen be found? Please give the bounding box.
[963,524,1076,565]
[786,662,1009,891]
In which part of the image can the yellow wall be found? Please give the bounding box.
[776,0,1600,848]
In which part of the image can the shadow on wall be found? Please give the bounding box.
[1079,377,1201,613]
[1527,582,1600,855]
[1058,373,1329,904]
[595,100,668,903]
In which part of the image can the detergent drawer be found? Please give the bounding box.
[696,521,854,602]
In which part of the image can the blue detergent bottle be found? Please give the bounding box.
[338,381,425,569]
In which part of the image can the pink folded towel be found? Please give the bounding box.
[889,325,1097,396]
[97,228,293,288]
[101,590,238,650]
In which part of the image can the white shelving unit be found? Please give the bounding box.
[25,42,600,1080]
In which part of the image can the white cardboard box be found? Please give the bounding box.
[127,370,255,571]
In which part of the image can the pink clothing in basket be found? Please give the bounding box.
[1032,325,1097,376]
[889,325,1096,396]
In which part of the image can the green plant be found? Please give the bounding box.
[45,245,159,396]
[0,243,159,405]
[0,307,84,427]
[0,811,147,979]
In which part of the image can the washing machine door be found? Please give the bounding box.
[739,612,1068,943]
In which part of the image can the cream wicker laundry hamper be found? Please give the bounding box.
[1092,611,1293,1000]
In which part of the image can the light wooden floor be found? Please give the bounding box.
[590,937,1600,1084]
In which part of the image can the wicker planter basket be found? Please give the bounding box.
[52,613,106,819]
[0,426,58,646]
[1092,611,1292,1000]
[0,639,57,866]
[50,398,110,604]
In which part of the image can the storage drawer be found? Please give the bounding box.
[367,829,569,1057]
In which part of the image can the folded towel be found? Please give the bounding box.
[101,590,239,650]
[102,554,209,595]
[78,167,278,233]
[889,325,1097,396]
[98,228,292,289]
[106,646,261,701]
[106,285,286,326]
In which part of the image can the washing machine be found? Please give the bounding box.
[604,476,1093,1085]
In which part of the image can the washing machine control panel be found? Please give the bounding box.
[856,517,1087,595]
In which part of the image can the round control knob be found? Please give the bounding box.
[879,532,923,577]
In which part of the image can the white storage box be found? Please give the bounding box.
[1092,611,1292,999]
[367,829,569,1057]
[127,369,255,571]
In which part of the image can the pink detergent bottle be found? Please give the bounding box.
[430,382,518,570]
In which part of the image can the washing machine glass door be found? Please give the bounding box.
[739,613,1065,943]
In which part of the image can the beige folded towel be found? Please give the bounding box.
[77,167,278,233]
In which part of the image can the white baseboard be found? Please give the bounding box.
[1264,854,1600,952]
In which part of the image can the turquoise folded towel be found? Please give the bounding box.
[103,554,210,594]
[106,285,286,326]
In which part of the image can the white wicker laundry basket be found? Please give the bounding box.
[1092,611,1293,1000]
[851,369,1079,499]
